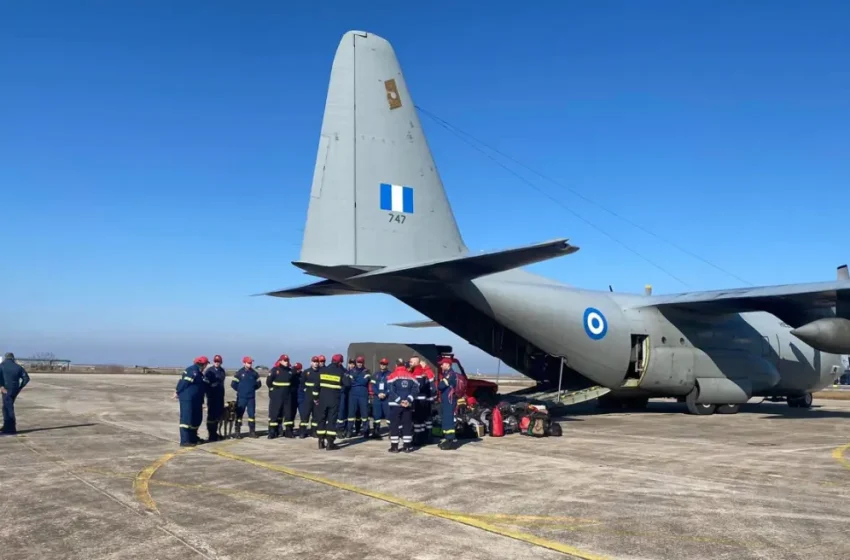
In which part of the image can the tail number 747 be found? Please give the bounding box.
[388,213,407,224]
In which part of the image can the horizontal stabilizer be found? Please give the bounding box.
[389,320,441,328]
[260,279,367,298]
[346,239,578,285]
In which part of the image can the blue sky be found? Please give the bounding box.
[1,2,848,371]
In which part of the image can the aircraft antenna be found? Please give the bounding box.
[416,105,753,288]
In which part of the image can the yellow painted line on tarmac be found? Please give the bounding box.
[209,446,610,560]
[133,448,193,513]
[832,443,850,471]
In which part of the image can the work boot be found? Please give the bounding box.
[299,426,309,439]
[388,442,399,453]
[268,425,278,439]
[234,422,242,439]
[318,436,326,449]
[284,426,294,438]
[325,437,338,451]
[402,442,413,453]
[439,439,456,450]
[249,424,258,438]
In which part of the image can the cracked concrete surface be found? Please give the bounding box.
[1,373,849,560]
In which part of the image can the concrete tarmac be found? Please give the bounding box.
[1,374,849,560]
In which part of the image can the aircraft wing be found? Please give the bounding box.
[640,280,850,327]
[389,320,441,328]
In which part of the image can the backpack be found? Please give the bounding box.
[453,371,468,399]
[525,411,550,438]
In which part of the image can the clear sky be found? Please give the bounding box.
[2,1,848,371]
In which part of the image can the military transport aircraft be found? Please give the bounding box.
[263,30,850,415]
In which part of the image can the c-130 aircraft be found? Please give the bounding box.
[265,30,850,415]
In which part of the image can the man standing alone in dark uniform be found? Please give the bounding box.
[1,352,30,435]
[313,353,346,450]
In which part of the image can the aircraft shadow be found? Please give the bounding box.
[550,400,850,419]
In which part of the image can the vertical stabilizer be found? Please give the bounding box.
[299,31,467,268]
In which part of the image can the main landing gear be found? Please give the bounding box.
[684,388,741,415]
[787,393,813,409]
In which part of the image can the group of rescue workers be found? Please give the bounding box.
[174,352,466,452]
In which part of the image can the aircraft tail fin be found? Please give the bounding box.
[299,30,467,269]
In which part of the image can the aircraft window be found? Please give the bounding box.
[679,338,685,345]
[661,337,667,344]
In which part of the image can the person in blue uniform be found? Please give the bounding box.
[174,356,208,446]
[337,358,354,436]
[369,358,390,439]
[204,354,226,441]
[313,353,346,450]
[437,358,459,450]
[298,356,320,438]
[345,356,372,438]
[387,360,419,453]
[1,352,31,435]
[291,361,302,435]
[231,356,261,439]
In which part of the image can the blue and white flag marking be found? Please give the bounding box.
[380,183,414,214]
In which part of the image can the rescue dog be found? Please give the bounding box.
[219,400,237,439]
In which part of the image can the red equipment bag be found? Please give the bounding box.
[490,406,504,437]
[519,415,531,432]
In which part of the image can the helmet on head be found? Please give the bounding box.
[213,354,223,363]
[332,353,344,363]
[379,358,389,365]
[318,355,326,363]
[355,355,365,363]
[279,354,289,362]
[294,362,302,370]
[438,357,453,366]
[311,356,319,363]
[194,356,209,365]
[242,356,253,364]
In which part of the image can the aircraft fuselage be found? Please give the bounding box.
[431,269,842,402]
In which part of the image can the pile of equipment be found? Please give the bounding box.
[432,400,562,440]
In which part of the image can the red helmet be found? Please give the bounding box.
[355,355,365,363]
[438,357,453,366]
[332,353,344,363]
[318,355,326,362]
[379,358,389,365]
[213,354,223,363]
[294,362,303,370]
[279,354,289,362]
[310,356,319,362]
[194,356,209,365]
[242,356,253,364]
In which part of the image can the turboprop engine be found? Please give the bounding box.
[791,317,850,354]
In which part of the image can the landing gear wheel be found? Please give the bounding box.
[716,404,740,415]
[787,393,813,409]
[685,387,716,415]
